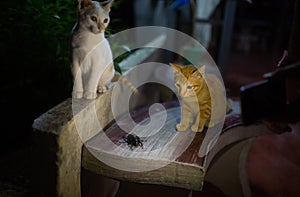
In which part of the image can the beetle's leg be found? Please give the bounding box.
[139,142,144,149]
[119,137,126,144]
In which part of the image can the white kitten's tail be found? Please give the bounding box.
[112,74,138,94]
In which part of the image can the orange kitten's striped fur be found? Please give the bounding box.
[170,63,226,132]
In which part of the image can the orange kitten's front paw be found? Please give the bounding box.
[191,124,204,132]
[97,86,108,94]
[176,123,189,131]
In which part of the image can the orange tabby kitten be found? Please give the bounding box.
[170,63,226,132]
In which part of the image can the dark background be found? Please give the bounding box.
[0,0,297,196]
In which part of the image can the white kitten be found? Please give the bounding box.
[71,0,114,99]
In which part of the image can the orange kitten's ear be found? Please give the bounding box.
[101,0,114,12]
[170,63,183,72]
[198,65,206,75]
[78,0,93,10]
[191,65,205,79]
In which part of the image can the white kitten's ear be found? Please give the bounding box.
[100,0,114,12]
[78,0,93,10]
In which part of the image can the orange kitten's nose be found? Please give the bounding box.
[180,89,187,97]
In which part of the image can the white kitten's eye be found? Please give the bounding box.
[175,83,180,88]
[91,16,97,22]
[103,18,109,23]
[187,85,192,89]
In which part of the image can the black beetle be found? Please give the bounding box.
[122,134,144,150]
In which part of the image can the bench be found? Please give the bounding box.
[32,87,272,196]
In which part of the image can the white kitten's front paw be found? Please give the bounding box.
[72,91,83,99]
[83,91,97,99]
[97,86,108,94]
[176,123,189,131]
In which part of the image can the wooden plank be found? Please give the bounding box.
[82,101,207,191]
[82,147,205,191]
[82,100,243,191]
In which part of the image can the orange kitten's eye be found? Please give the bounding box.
[91,16,97,22]
[175,83,180,88]
[187,85,192,89]
[103,18,109,23]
